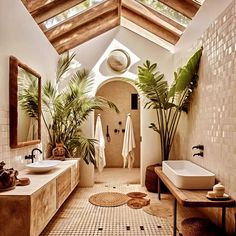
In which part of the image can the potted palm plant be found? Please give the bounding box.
[134,47,203,162]
[19,52,119,186]
[133,47,202,193]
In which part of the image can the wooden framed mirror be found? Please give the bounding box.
[9,56,41,148]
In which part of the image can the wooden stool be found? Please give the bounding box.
[181,217,223,236]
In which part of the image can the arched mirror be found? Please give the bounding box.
[9,56,41,148]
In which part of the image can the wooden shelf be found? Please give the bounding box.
[154,167,235,207]
[154,166,235,236]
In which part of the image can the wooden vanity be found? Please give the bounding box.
[0,159,80,236]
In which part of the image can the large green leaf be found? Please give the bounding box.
[168,47,203,99]
[136,60,168,106]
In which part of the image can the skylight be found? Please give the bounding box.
[137,0,191,27]
[44,0,105,30]
[193,0,205,5]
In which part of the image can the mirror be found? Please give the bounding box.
[9,56,41,148]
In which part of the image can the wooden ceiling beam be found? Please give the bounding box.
[23,0,58,13]
[32,0,85,24]
[44,0,119,41]
[158,0,200,19]
[122,6,179,45]
[184,0,201,8]
[53,10,120,54]
[122,0,185,33]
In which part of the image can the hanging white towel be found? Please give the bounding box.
[94,114,106,172]
[122,114,136,169]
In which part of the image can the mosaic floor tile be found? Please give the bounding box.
[41,184,174,236]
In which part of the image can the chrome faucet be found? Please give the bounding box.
[25,148,42,163]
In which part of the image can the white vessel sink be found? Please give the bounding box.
[162,160,215,189]
[26,160,62,173]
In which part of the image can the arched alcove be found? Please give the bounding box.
[95,79,140,169]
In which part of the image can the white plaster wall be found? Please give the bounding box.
[72,26,173,185]
[0,0,58,169]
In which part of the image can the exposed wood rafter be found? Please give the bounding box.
[158,0,200,19]
[23,0,58,13]
[135,0,185,32]
[44,0,119,41]
[32,0,85,24]
[54,10,120,54]
[21,0,203,54]
[123,0,184,34]
[122,5,180,44]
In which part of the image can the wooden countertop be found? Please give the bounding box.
[155,167,235,207]
[0,159,80,196]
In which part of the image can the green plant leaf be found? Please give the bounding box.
[149,123,160,133]
[168,47,203,99]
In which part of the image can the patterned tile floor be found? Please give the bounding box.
[41,184,174,236]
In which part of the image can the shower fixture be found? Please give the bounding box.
[114,128,120,134]
[106,125,111,142]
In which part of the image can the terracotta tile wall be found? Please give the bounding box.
[172,1,236,234]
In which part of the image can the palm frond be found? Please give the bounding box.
[56,51,76,83]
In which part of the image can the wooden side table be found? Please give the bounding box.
[154,167,235,236]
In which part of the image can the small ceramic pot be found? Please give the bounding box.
[213,182,225,197]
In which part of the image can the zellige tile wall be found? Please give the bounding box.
[173,1,236,234]
[0,104,42,170]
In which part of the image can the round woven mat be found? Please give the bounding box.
[127,198,150,209]
[89,192,129,207]
[127,192,147,198]
[143,202,173,217]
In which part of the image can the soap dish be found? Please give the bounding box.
[206,193,230,201]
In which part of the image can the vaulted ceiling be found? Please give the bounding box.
[21,0,203,54]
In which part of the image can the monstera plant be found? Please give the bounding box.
[134,47,203,161]
[19,52,118,165]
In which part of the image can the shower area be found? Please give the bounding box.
[94,79,140,184]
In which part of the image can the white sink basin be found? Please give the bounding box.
[26,160,62,173]
[162,160,215,189]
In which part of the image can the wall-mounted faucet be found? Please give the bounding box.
[192,144,204,150]
[193,152,204,157]
[192,144,204,157]
[25,148,42,163]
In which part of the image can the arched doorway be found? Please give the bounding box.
[95,79,140,183]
